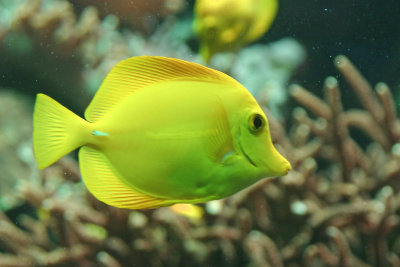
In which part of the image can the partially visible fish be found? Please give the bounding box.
[193,0,278,62]
[33,56,291,209]
[169,204,204,222]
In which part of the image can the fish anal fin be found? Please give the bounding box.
[79,146,171,209]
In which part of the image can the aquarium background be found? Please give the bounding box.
[1,0,400,266]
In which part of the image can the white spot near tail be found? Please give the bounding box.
[92,130,109,136]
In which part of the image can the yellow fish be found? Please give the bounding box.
[33,56,291,209]
[193,0,278,62]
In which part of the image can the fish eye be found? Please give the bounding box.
[248,113,265,134]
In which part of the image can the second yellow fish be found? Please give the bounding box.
[193,0,278,62]
[33,56,290,209]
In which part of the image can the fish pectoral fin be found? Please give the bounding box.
[206,96,235,163]
[79,146,172,209]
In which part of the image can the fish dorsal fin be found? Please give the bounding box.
[85,56,238,122]
[79,146,174,209]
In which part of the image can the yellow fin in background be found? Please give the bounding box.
[33,94,89,169]
[244,0,278,42]
[84,56,240,122]
[79,146,171,209]
[169,204,204,222]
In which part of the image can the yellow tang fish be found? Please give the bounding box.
[193,0,278,62]
[33,56,291,209]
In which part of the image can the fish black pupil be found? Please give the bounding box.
[253,116,262,129]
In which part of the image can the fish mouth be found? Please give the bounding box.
[239,141,257,167]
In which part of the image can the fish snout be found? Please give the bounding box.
[266,147,292,177]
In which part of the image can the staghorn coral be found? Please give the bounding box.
[68,0,186,34]
[277,55,400,266]
[1,0,117,107]
[1,56,400,267]
[0,89,33,211]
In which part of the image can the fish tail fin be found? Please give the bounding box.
[33,93,90,169]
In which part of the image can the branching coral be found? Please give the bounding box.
[68,0,186,34]
[277,55,400,266]
[1,0,114,107]
[1,56,399,266]
[0,89,33,211]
